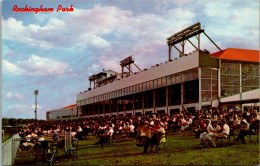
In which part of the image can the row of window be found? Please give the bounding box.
[221,75,259,87]
[79,68,200,106]
[221,85,259,97]
[221,62,259,76]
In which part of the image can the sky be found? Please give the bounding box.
[2,0,259,119]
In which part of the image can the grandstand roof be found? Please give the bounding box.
[62,104,77,109]
[211,48,259,62]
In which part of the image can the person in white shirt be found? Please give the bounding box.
[95,125,114,148]
[234,114,251,144]
[204,120,221,144]
[129,123,135,133]
[212,120,230,147]
[180,116,189,134]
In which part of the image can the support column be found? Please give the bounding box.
[239,63,242,100]
[98,103,100,117]
[122,66,124,78]
[109,100,112,117]
[142,92,144,114]
[153,89,156,113]
[166,86,169,115]
[116,99,118,116]
[103,102,105,115]
[198,67,202,110]
[124,97,126,116]
[133,94,135,115]
[168,45,172,61]
[181,83,184,111]
[93,104,95,116]
[198,33,200,51]
[218,59,221,103]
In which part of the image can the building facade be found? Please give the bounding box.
[46,104,78,121]
[76,48,259,118]
[76,50,223,117]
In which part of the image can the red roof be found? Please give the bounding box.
[62,104,77,109]
[211,48,259,62]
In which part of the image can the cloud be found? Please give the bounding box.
[13,104,43,110]
[3,60,22,75]
[3,45,15,57]
[4,91,24,101]
[87,64,101,75]
[202,0,259,49]
[3,55,72,76]
[3,104,44,119]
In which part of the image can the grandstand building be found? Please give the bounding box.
[46,104,78,121]
[46,23,260,120]
[76,47,259,118]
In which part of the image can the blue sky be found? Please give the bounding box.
[2,0,259,119]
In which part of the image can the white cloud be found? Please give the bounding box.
[3,55,72,76]
[202,0,259,49]
[3,45,15,57]
[3,2,258,73]
[3,104,44,119]
[3,60,22,75]
[4,91,24,101]
[87,64,101,75]
[13,104,43,110]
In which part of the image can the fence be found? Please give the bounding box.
[2,133,20,165]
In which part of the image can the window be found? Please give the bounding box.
[154,79,157,89]
[201,91,211,102]
[157,78,162,88]
[122,89,125,96]
[212,69,218,80]
[175,73,181,84]
[162,77,167,86]
[150,80,154,89]
[212,80,218,91]
[201,79,211,90]
[129,86,133,94]
[167,76,172,85]
[143,82,147,91]
[201,68,211,78]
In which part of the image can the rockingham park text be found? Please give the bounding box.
[12,5,73,14]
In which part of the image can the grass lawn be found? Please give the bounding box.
[2,132,14,143]
[15,131,259,165]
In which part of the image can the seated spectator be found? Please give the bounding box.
[149,121,166,151]
[234,114,251,144]
[136,121,152,153]
[199,120,211,145]
[95,125,114,148]
[195,119,206,138]
[204,120,221,145]
[180,116,189,134]
[212,120,230,147]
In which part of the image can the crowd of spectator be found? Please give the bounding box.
[18,106,259,150]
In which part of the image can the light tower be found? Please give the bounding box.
[34,90,39,120]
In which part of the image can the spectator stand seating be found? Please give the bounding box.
[216,131,231,147]
[50,133,65,158]
[156,132,167,152]
[246,120,259,143]
[65,131,79,158]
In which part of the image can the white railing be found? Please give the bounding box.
[2,133,20,165]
